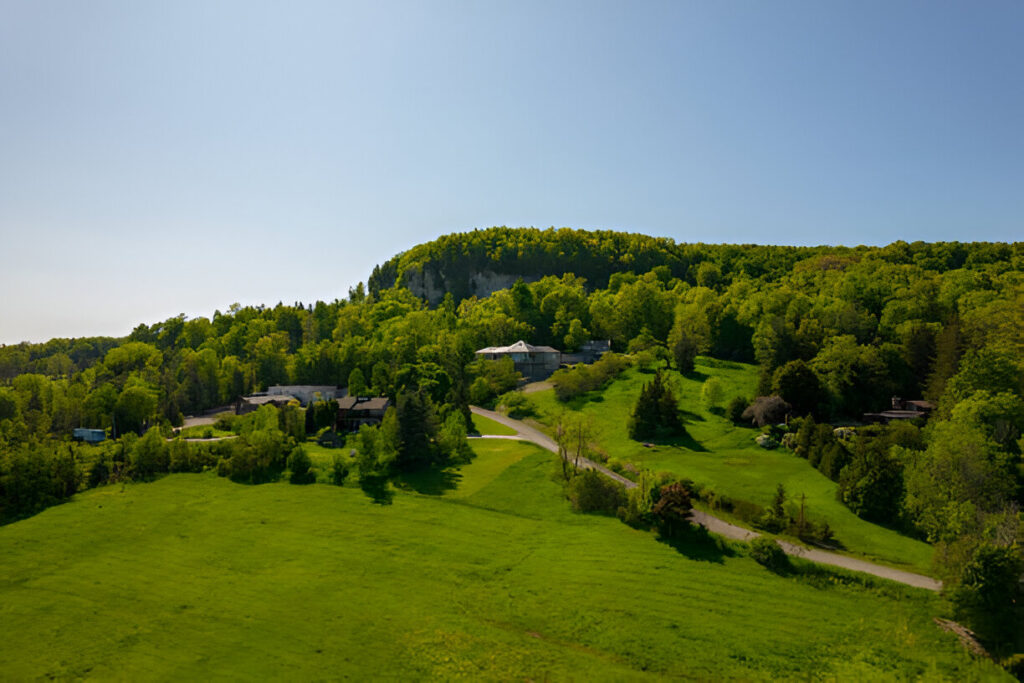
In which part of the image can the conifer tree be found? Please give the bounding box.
[628,370,684,440]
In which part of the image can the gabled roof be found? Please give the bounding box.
[336,397,391,411]
[476,340,560,354]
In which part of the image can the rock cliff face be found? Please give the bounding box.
[400,268,542,305]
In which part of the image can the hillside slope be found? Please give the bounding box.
[0,441,1003,680]
[523,359,936,573]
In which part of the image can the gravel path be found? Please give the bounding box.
[469,406,942,591]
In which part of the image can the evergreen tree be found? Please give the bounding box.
[395,389,438,471]
[672,333,698,374]
[628,370,684,440]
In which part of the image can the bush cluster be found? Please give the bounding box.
[550,353,631,402]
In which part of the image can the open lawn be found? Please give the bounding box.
[175,425,235,439]
[525,358,936,574]
[471,413,518,436]
[0,440,1002,680]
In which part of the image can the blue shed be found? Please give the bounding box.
[73,428,106,443]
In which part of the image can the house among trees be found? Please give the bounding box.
[475,340,562,380]
[862,396,935,424]
[236,393,298,414]
[72,427,106,443]
[560,339,611,365]
[336,396,391,431]
[266,385,343,406]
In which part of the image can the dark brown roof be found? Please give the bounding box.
[336,397,391,411]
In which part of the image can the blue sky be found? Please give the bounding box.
[1,1,1021,344]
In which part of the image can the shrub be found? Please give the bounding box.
[732,499,766,525]
[652,481,693,538]
[497,391,534,418]
[749,537,790,573]
[741,396,792,427]
[701,377,725,411]
[287,446,315,484]
[213,414,237,432]
[550,353,631,401]
[330,453,349,486]
[567,469,627,515]
[316,427,342,448]
[131,428,169,480]
[726,396,748,423]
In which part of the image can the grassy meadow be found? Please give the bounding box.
[0,439,1004,680]
[525,358,936,574]
[470,413,518,436]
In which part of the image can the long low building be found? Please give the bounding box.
[267,385,344,405]
[236,394,298,414]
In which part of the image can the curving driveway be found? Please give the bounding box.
[469,406,941,591]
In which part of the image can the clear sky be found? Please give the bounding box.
[1,1,1021,345]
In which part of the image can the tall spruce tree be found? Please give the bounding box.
[628,370,684,440]
[395,389,438,471]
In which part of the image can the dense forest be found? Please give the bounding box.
[2,227,1022,653]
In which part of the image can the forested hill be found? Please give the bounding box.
[366,226,1018,304]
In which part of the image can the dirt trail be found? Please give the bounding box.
[469,406,942,591]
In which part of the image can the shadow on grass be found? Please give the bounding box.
[395,467,462,496]
[657,525,735,564]
[695,357,745,371]
[645,431,709,452]
[680,409,706,422]
[682,369,709,383]
[561,393,606,411]
[358,474,394,505]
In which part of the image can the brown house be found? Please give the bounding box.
[336,396,391,431]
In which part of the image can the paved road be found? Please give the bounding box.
[469,406,942,591]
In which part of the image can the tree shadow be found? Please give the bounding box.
[395,467,462,496]
[656,525,735,564]
[682,369,709,382]
[563,393,605,410]
[647,431,709,452]
[358,474,394,505]
[680,409,705,422]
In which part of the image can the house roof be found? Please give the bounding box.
[476,340,560,354]
[242,394,297,405]
[336,397,391,411]
[268,385,338,394]
[865,410,925,420]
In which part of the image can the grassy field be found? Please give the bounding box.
[176,425,235,439]
[471,413,517,436]
[525,358,936,574]
[0,440,1004,680]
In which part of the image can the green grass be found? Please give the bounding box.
[0,440,1005,680]
[302,439,351,467]
[176,425,235,439]
[471,413,518,436]
[526,358,936,574]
